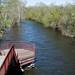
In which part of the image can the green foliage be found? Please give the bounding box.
[3,19,12,28]
[0,0,25,38]
[25,4,75,37]
[0,0,25,36]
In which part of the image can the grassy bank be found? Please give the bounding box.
[25,4,75,37]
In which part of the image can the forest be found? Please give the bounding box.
[25,4,75,37]
[0,0,75,38]
[0,0,25,38]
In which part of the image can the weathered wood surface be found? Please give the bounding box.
[15,49,35,66]
[0,42,35,75]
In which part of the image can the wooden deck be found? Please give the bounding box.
[0,46,16,75]
[15,49,35,66]
[0,48,35,67]
[0,42,35,75]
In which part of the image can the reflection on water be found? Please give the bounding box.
[2,21,75,75]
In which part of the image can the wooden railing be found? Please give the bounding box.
[0,41,35,52]
[7,42,36,52]
[0,45,17,75]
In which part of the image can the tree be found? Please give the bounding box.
[0,0,26,38]
[25,3,75,37]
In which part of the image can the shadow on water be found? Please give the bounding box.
[1,20,75,75]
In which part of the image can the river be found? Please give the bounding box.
[1,21,75,75]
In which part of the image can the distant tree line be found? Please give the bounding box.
[0,1,75,38]
[25,4,75,37]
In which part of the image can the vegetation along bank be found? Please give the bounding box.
[25,4,75,37]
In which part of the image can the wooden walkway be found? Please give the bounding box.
[15,49,35,66]
[0,42,35,75]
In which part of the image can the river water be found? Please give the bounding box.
[1,21,75,75]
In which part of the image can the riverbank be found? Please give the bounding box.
[0,25,12,40]
[0,21,20,40]
[0,30,5,40]
[25,4,75,38]
[25,19,75,38]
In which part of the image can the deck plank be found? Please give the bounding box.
[15,49,35,60]
[15,49,35,66]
